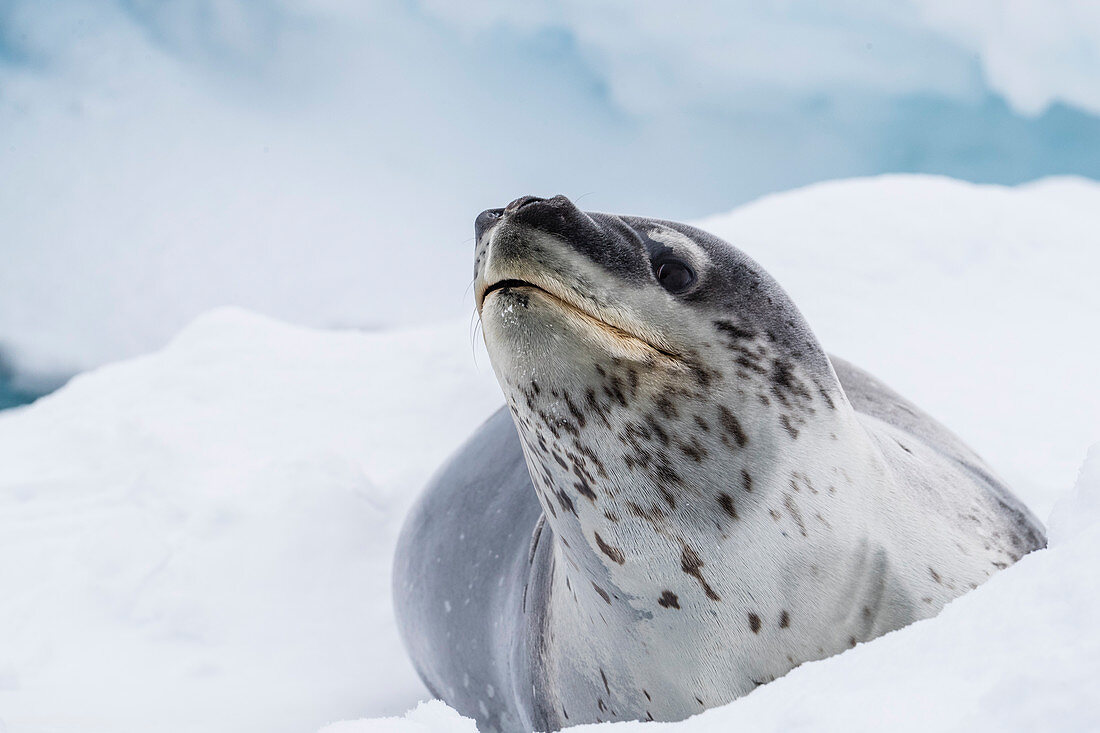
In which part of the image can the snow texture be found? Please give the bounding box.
[0,311,501,732]
[1,175,1098,732]
[3,1,1100,379]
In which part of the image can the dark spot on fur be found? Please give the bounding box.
[713,320,756,342]
[627,500,666,528]
[563,393,586,429]
[717,405,747,448]
[653,461,683,491]
[594,532,626,565]
[779,414,799,439]
[784,494,808,537]
[573,474,597,502]
[735,356,768,375]
[929,567,943,584]
[685,358,715,389]
[717,492,738,519]
[555,489,577,516]
[771,359,812,405]
[600,668,610,694]
[655,396,678,419]
[680,545,721,601]
[748,612,761,633]
[591,582,612,605]
[645,414,671,446]
[741,469,753,492]
[679,439,706,462]
[658,590,680,609]
[779,610,790,628]
[643,690,651,701]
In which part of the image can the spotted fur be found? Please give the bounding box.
[393,195,1046,733]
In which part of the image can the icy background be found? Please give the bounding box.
[2,0,1100,385]
[1,175,1098,732]
[2,2,1100,731]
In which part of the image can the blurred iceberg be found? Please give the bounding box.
[1,0,1099,379]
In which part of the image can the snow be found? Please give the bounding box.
[0,311,500,732]
[1,175,1099,732]
[4,1,1100,381]
[317,702,477,733]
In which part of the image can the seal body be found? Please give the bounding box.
[393,196,1045,732]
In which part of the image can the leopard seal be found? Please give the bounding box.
[393,195,1045,732]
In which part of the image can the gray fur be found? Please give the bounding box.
[393,196,1045,732]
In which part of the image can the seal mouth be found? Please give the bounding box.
[479,276,682,362]
[482,279,538,300]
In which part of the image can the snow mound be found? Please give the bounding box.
[0,309,500,733]
[318,701,477,733]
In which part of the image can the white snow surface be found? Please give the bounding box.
[1,175,1098,731]
[0,311,502,732]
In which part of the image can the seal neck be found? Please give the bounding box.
[525,387,911,724]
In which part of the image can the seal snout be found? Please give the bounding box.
[475,194,578,242]
[504,195,545,213]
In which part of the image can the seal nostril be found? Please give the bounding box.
[504,195,545,214]
[475,208,506,241]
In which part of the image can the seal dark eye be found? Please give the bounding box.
[655,260,695,293]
